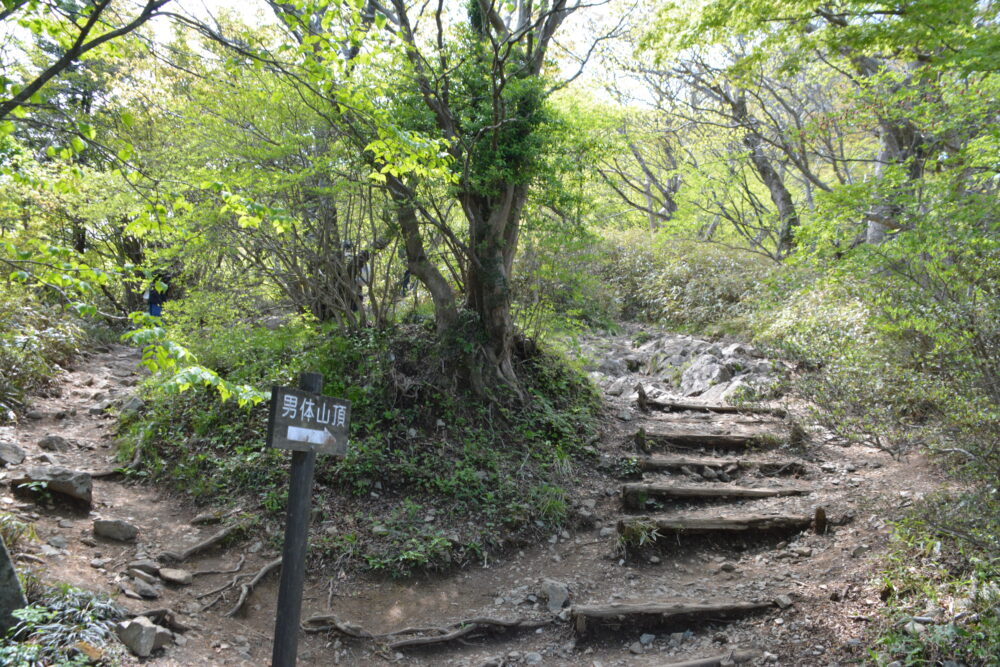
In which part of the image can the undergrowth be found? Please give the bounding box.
[120,320,599,576]
[1,584,126,667]
[0,285,85,422]
[871,503,1000,665]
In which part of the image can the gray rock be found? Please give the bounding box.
[159,567,193,586]
[90,558,110,569]
[37,435,70,452]
[540,579,570,613]
[11,467,92,505]
[680,354,732,396]
[774,594,794,609]
[117,616,162,657]
[25,410,44,420]
[0,537,27,632]
[131,578,160,600]
[525,652,543,664]
[599,527,615,538]
[153,625,173,651]
[639,633,655,646]
[46,535,68,549]
[129,559,160,574]
[605,377,628,397]
[599,358,626,376]
[0,441,25,466]
[93,519,138,542]
[129,568,159,585]
[722,343,749,357]
[903,621,927,635]
[629,641,644,654]
[120,396,144,416]
[701,466,719,481]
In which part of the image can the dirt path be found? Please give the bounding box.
[0,336,949,666]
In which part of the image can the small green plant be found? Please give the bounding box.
[2,584,125,666]
[616,456,642,479]
[1,512,37,554]
[617,518,661,552]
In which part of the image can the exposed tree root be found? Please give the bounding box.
[666,649,761,666]
[225,557,282,617]
[302,614,550,649]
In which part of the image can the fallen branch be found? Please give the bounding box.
[160,524,243,562]
[226,557,282,617]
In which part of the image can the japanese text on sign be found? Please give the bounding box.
[266,386,351,456]
[280,394,347,428]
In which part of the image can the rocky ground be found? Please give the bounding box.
[0,326,953,666]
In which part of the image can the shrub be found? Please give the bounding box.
[596,231,775,331]
[0,285,85,421]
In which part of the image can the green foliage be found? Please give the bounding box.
[872,506,1000,665]
[598,231,775,332]
[0,285,84,421]
[2,584,125,667]
[0,512,37,555]
[123,320,598,576]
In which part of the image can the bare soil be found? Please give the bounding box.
[0,336,951,666]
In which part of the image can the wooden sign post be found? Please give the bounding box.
[268,373,351,667]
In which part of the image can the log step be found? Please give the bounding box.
[642,397,786,417]
[617,513,813,541]
[636,426,784,450]
[637,454,805,476]
[622,482,806,508]
[571,600,773,634]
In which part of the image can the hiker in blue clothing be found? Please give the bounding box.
[144,273,171,317]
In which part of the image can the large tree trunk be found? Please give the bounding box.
[387,176,458,334]
[461,184,528,393]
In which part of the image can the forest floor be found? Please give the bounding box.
[0,330,951,666]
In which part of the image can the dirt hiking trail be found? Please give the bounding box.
[0,333,948,666]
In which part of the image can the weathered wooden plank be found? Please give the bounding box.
[643,398,786,417]
[617,513,813,538]
[621,482,806,508]
[571,600,773,634]
[636,426,783,450]
[637,455,805,475]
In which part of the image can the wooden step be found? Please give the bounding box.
[641,397,786,417]
[622,482,806,508]
[636,426,783,450]
[637,454,805,476]
[617,512,814,540]
[571,600,773,634]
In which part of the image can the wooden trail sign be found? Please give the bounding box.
[268,374,351,667]
[267,386,351,456]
